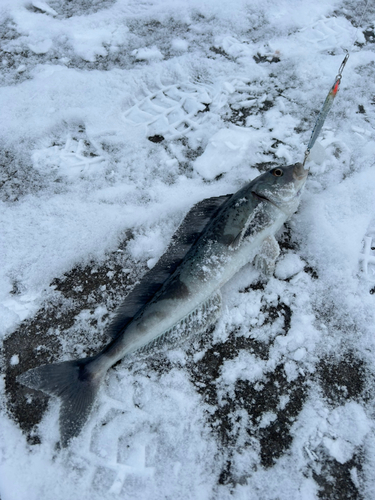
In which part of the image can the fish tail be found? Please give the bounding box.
[17,356,104,447]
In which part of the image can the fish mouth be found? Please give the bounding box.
[293,162,309,181]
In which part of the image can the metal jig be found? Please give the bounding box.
[303,51,350,167]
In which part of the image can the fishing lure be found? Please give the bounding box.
[304,51,349,165]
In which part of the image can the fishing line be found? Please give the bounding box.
[302,0,371,167]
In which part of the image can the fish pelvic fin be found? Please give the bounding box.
[17,357,104,447]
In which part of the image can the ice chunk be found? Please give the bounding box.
[308,141,326,165]
[284,361,298,382]
[132,47,164,61]
[31,1,57,16]
[10,354,19,366]
[323,402,371,463]
[194,127,259,180]
[171,39,189,52]
[28,39,53,55]
[275,253,305,280]
[292,347,306,361]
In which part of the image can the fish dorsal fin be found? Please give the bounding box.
[106,194,232,339]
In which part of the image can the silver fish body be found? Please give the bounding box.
[18,162,308,446]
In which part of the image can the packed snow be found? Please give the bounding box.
[1,0,375,499]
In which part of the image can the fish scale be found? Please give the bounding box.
[135,293,222,357]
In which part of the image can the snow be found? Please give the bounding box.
[171,39,189,52]
[1,0,375,499]
[194,127,262,179]
[9,355,19,366]
[275,252,305,280]
[31,2,58,17]
[132,47,164,61]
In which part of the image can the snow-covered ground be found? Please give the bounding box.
[1,0,375,498]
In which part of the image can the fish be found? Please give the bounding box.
[17,162,308,447]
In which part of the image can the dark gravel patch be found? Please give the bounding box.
[2,234,139,443]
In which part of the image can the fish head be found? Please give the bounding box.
[251,163,308,215]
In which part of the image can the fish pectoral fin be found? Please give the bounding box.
[229,215,256,250]
[229,230,243,250]
[229,204,273,250]
[253,235,280,276]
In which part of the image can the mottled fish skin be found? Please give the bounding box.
[17,162,308,447]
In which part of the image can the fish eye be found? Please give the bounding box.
[272,168,283,177]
